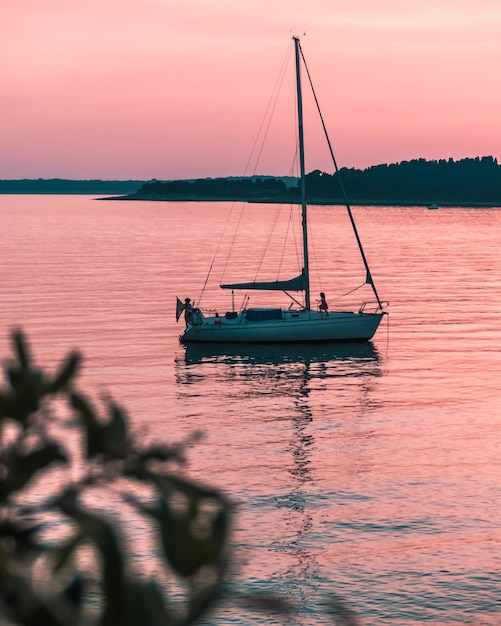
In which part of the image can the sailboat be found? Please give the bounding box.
[180,37,387,344]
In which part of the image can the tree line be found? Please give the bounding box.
[136,175,292,201]
[0,179,143,194]
[135,156,501,205]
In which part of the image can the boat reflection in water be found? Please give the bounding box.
[175,341,382,618]
[181,340,381,368]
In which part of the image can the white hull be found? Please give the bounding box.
[180,309,384,344]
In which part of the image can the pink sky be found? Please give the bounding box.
[2,0,501,180]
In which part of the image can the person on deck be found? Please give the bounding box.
[184,298,193,328]
[319,292,329,316]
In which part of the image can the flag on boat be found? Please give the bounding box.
[176,297,186,322]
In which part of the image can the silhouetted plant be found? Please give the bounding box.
[0,330,235,625]
[0,330,360,625]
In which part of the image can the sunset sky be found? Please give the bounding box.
[3,0,501,180]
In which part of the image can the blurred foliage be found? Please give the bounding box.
[0,330,360,626]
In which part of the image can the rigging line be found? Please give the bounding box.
[245,41,293,176]
[336,282,366,299]
[253,205,277,279]
[279,115,303,283]
[305,208,323,294]
[220,42,292,287]
[279,208,292,274]
[198,199,240,304]
[292,204,302,271]
[253,203,286,281]
[287,147,303,280]
[284,205,301,277]
[219,199,247,284]
[298,43,384,311]
[385,312,390,354]
[275,204,298,284]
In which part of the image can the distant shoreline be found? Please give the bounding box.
[2,154,501,208]
[118,155,501,207]
[0,180,143,195]
[0,189,497,207]
[101,194,501,208]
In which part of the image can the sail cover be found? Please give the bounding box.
[221,273,305,292]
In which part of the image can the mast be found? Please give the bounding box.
[294,37,310,311]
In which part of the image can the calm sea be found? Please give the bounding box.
[1,195,500,625]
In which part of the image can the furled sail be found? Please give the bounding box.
[221,272,305,292]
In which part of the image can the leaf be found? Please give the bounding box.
[11,328,30,370]
[156,489,230,579]
[208,507,229,564]
[6,444,67,495]
[70,393,131,459]
[70,392,97,430]
[70,392,102,458]
[124,494,156,518]
[103,401,129,457]
[0,568,64,626]
[105,579,172,626]
[186,581,223,623]
[4,368,44,422]
[56,490,128,620]
[67,502,124,592]
[143,472,232,580]
[46,351,81,393]
[0,518,42,559]
[158,497,207,578]
[0,393,12,419]
[62,574,84,609]
[52,531,86,574]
